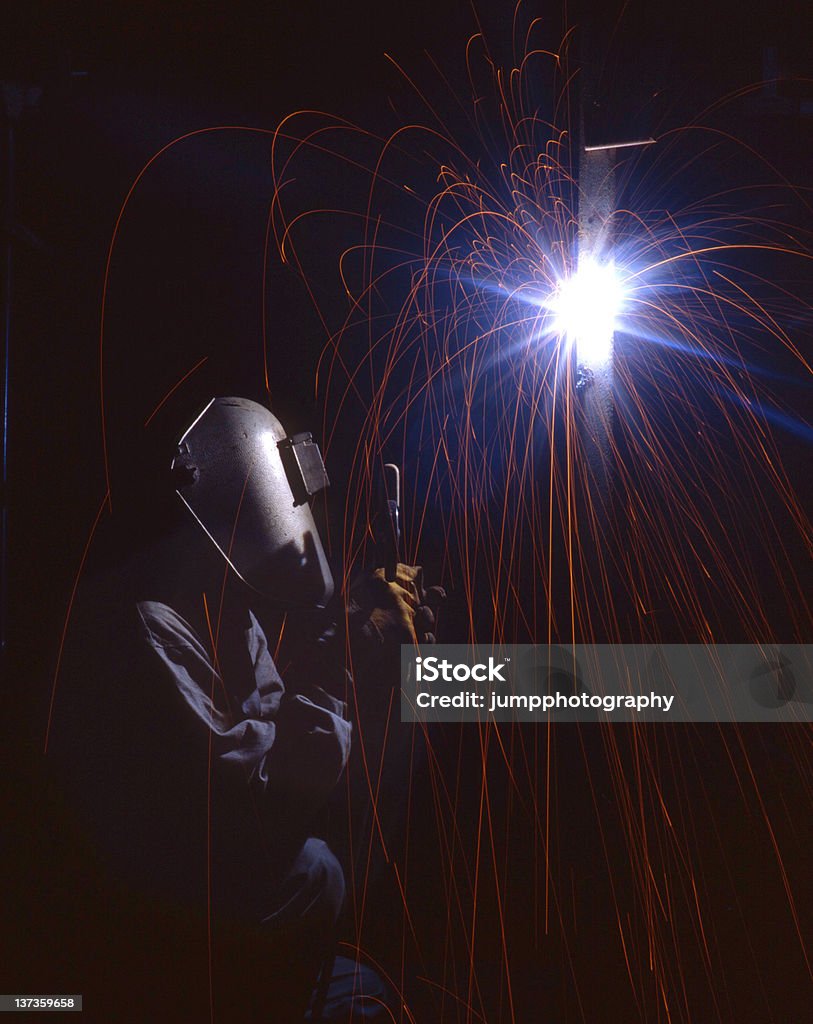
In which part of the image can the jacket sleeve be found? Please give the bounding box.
[137,601,352,816]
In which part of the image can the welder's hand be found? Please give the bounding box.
[347,563,446,660]
[396,563,446,644]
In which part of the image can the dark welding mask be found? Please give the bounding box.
[170,397,334,608]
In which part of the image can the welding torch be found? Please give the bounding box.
[372,463,401,581]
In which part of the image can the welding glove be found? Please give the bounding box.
[341,564,445,686]
[349,564,444,646]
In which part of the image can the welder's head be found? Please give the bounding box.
[170,397,334,609]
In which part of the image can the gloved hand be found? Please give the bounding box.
[346,563,446,667]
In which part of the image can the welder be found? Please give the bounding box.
[49,396,440,1022]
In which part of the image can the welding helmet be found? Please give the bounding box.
[170,397,334,608]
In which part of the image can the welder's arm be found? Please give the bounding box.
[220,619,352,811]
[256,687,352,810]
[137,601,351,818]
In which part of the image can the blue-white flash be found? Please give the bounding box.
[552,257,624,367]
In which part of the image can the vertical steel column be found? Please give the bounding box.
[575,142,616,499]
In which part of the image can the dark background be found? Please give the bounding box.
[3,0,813,668]
[2,2,812,1021]
[4,0,813,691]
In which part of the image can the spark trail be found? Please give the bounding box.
[265,8,813,1021]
